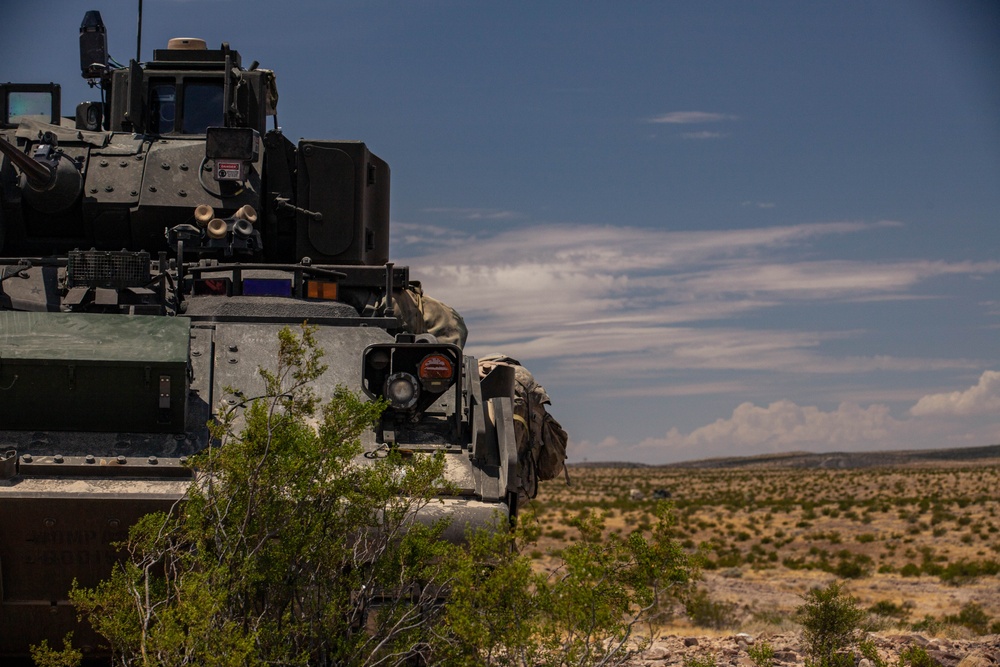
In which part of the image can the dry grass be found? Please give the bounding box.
[524,462,1000,634]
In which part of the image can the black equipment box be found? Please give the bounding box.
[0,312,189,432]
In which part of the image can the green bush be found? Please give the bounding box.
[859,638,887,667]
[942,602,994,635]
[796,581,867,667]
[685,655,717,667]
[938,559,1000,584]
[910,615,943,635]
[684,586,739,629]
[45,326,698,667]
[29,634,82,667]
[748,640,775,667]
[898,645,940,667]
[867,600,912,622]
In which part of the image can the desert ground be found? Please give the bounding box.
[524,451,1000,663]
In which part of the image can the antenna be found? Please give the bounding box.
[136,0,143,62]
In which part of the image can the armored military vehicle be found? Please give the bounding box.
[0,11,521,658]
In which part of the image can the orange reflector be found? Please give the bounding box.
[305,280,338,300]
[418,354,454,380]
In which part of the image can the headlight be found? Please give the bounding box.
[362,340,461,415]
[385,373,420,410]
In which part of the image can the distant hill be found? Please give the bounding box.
[570,444,1000,470]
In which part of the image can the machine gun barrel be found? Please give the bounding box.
[0,135,54,189]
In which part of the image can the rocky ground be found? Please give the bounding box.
[630,631,1000,667]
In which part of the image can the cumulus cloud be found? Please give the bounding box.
[647,400,905,451]
[910,371,1000,416]
[648,111,737,124]
[604,371,1000,463]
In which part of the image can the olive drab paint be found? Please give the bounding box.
[0,9,531,658]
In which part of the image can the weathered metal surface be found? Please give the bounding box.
[0,312,190,432]
[0,10,517,659]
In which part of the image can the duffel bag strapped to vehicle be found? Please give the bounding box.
[478,354,569,498]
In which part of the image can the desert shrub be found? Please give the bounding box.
[910,615,944,635]
[898,645,940,667]
[942,602,994,635]
[748,640,775,667]
[930,510,955,525]
[30,634,83,667]
[685,654,717,667]
[831,553,873,579]
[783,557,806,570]
[751,609,788,628]
[938,559,1000,584]
[684,586,739,629]
[55,327,697,667]
[859,638,888,667]
[899,563,921,577]
[868,600,912,622]
[796,581,867,667]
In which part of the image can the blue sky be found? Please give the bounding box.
[4,1,999,463]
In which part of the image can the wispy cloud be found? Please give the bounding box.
[395,219,1000,463]
[681,131,727,140]
[395,221,997,376]
[742,201,776,209]
[648,111,738,124]
[421,207,520,221]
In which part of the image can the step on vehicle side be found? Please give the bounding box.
[0,11,520,658]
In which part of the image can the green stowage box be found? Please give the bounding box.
[0,312,190,433]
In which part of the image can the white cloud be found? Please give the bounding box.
[600,372,1000,463]
[910,371,1000,416]
[648,111,737,124]
[677,260,1000,297]
[395,221,997,378]
[421,207,520,221]
[396,218,1000,464]
[646,400,906,452]
[681,131,727,140]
